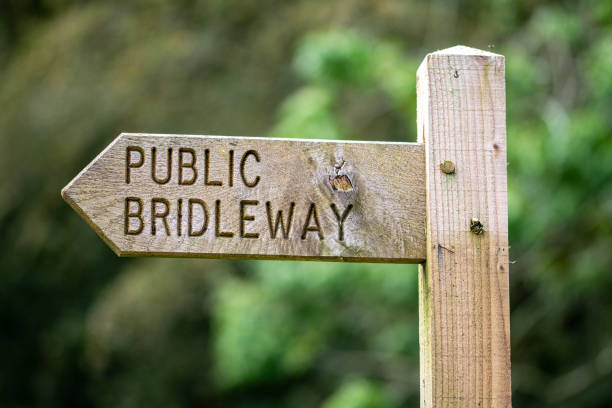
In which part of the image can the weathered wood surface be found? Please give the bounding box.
[62,133,426,262]
[417,46,512,407]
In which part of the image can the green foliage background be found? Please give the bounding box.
[1,0,611,406]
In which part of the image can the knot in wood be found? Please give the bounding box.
[440,160,455,174]
[329,158,353,191]
[329,174,353,191]
[470,217,484,235]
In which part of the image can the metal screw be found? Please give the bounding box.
[440,160,455,174]
[470,218,484,235]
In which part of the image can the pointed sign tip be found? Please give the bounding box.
[61,179,124,258]
[60,182,77,212]
[61,184,71,203]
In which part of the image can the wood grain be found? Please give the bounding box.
[417,46,511,407]
[62,133,426,262]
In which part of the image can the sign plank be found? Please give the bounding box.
[62,133,426,262]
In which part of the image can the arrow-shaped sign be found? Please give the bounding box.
[62,133,425,262]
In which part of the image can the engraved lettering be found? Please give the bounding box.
[229,150,234,187]
[124,197,144,235]
[178,148,197,185]
[240,200,259,239]
[301,202,323,240]
[330,203,353,241]
[188,198,209,236]
[205,149,222,186]
[266,201,295,239]
[215,199,233,237]
[151,147,172,184]
[177,198,183,236]
[240,150,260,188]
[126,146,144,184]
[151,197,171,235]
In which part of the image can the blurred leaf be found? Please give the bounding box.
[321,378,391,408]
[294,31,376,86]
[213,277,330,389]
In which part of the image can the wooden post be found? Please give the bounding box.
[417,46,511,407]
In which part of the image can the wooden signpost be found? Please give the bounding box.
[62,46,511,407]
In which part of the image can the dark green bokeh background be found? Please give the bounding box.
[1,1,611,407]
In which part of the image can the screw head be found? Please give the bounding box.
[440,160,455,174]
[470,218,484,235]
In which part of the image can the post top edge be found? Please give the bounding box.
[430,45,502,57]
